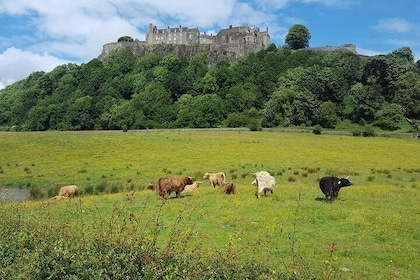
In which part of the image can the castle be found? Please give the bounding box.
[145,23,270,54]
[99,23,270,65]
[99,23,360,65]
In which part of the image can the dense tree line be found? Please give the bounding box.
[0,45,419,132]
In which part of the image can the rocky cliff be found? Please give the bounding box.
[98,41,244,66]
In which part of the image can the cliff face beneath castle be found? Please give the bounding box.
[99,41,246,66]
[98,42,361,66]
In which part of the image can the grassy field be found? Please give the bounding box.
[0,130,419,279]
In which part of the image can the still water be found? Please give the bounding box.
[0,188,31,203]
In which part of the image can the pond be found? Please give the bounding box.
[0,188,31,203]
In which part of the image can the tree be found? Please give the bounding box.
[374,103,404,130]
[285,24,311,50]
[118,36,134,42]
[393,72,420,119]
[132,82,176,127]
[262,89,296,127]
[176,94,224,128]
[319,101,339,128]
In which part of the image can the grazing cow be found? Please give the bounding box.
[57,185,79,198]
[157,176,194,198]
[319,176,352,201]
[252,171,275,199]
[203,172,226,188]
[147,183,157,191]
[221,182,238,194]
[181,181,201,194]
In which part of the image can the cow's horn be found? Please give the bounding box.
[345,175,350,179]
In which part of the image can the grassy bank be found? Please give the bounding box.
[0,130,419,279]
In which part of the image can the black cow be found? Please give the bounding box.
[319,176,352,201]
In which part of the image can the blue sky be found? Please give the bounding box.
[1,0,419,89]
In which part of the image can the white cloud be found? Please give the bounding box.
[299,0,359,8]
[0,47,68,89]
[373,18,412,33]
[356,47,383,57]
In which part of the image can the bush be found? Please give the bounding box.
[362,125,375,137]
[313,125,323,135]
[226,113,247,127]
[30,186,44,199]
[0,198,301,279]
[248,118,262,131]
[352,128,362,136]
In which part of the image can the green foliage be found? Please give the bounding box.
[374,103,405,130]
[248,118,262,131]
[312,124,323,134]
[226,112,247,127]
[117,36,134,42]
[1,131,419,279]
[285,24,311,49]
[362,125,376,137]
[319,101,338,128]
[0,44,419,132]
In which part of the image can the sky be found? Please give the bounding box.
[1,0,419,89]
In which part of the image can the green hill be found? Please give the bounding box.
[0,45,419,132]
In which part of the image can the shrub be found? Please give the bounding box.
[30,186,44,199]
[248,118,262,131]
[362,125,375,137]
[313,125,323,135]
[226,113,248,127]
[0,198,300,279]
[352,128,361,136]
[84,185,94,194]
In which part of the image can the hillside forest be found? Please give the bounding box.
[0,44,419,132]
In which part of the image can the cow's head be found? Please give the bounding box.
[187,176,194,184]
[202,172,209,179]
[338,176,352,187]
[251,179,258,186]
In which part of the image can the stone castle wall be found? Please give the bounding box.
[99,24,360,65]
[99,23,270,65]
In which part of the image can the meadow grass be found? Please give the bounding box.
[0,130,419,279]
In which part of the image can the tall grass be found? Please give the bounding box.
[0,130,419,279]
[0,195,304,279]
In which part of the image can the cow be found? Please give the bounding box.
[57,185,79,198]
[157,176,194,198]
[203,172,226,188]
[147,183,157,191]
[221,182,238,194]
[181,181,201,194]
[252,171,275,199]
[319,176,352,201]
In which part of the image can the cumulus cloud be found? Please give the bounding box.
[373,18,412,33]
[0,47,68,89]
[299,0,359,8]
[1,0,418,90]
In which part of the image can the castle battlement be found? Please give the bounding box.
[99,23,271,66]
[145,23,270,55]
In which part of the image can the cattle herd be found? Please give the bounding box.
[147,171,352,201]
[53,172,353,202]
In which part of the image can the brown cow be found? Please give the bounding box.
[157,176,194,198]
[147,183,157,191]
[203,172,226,188]
[221,182,238,194]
